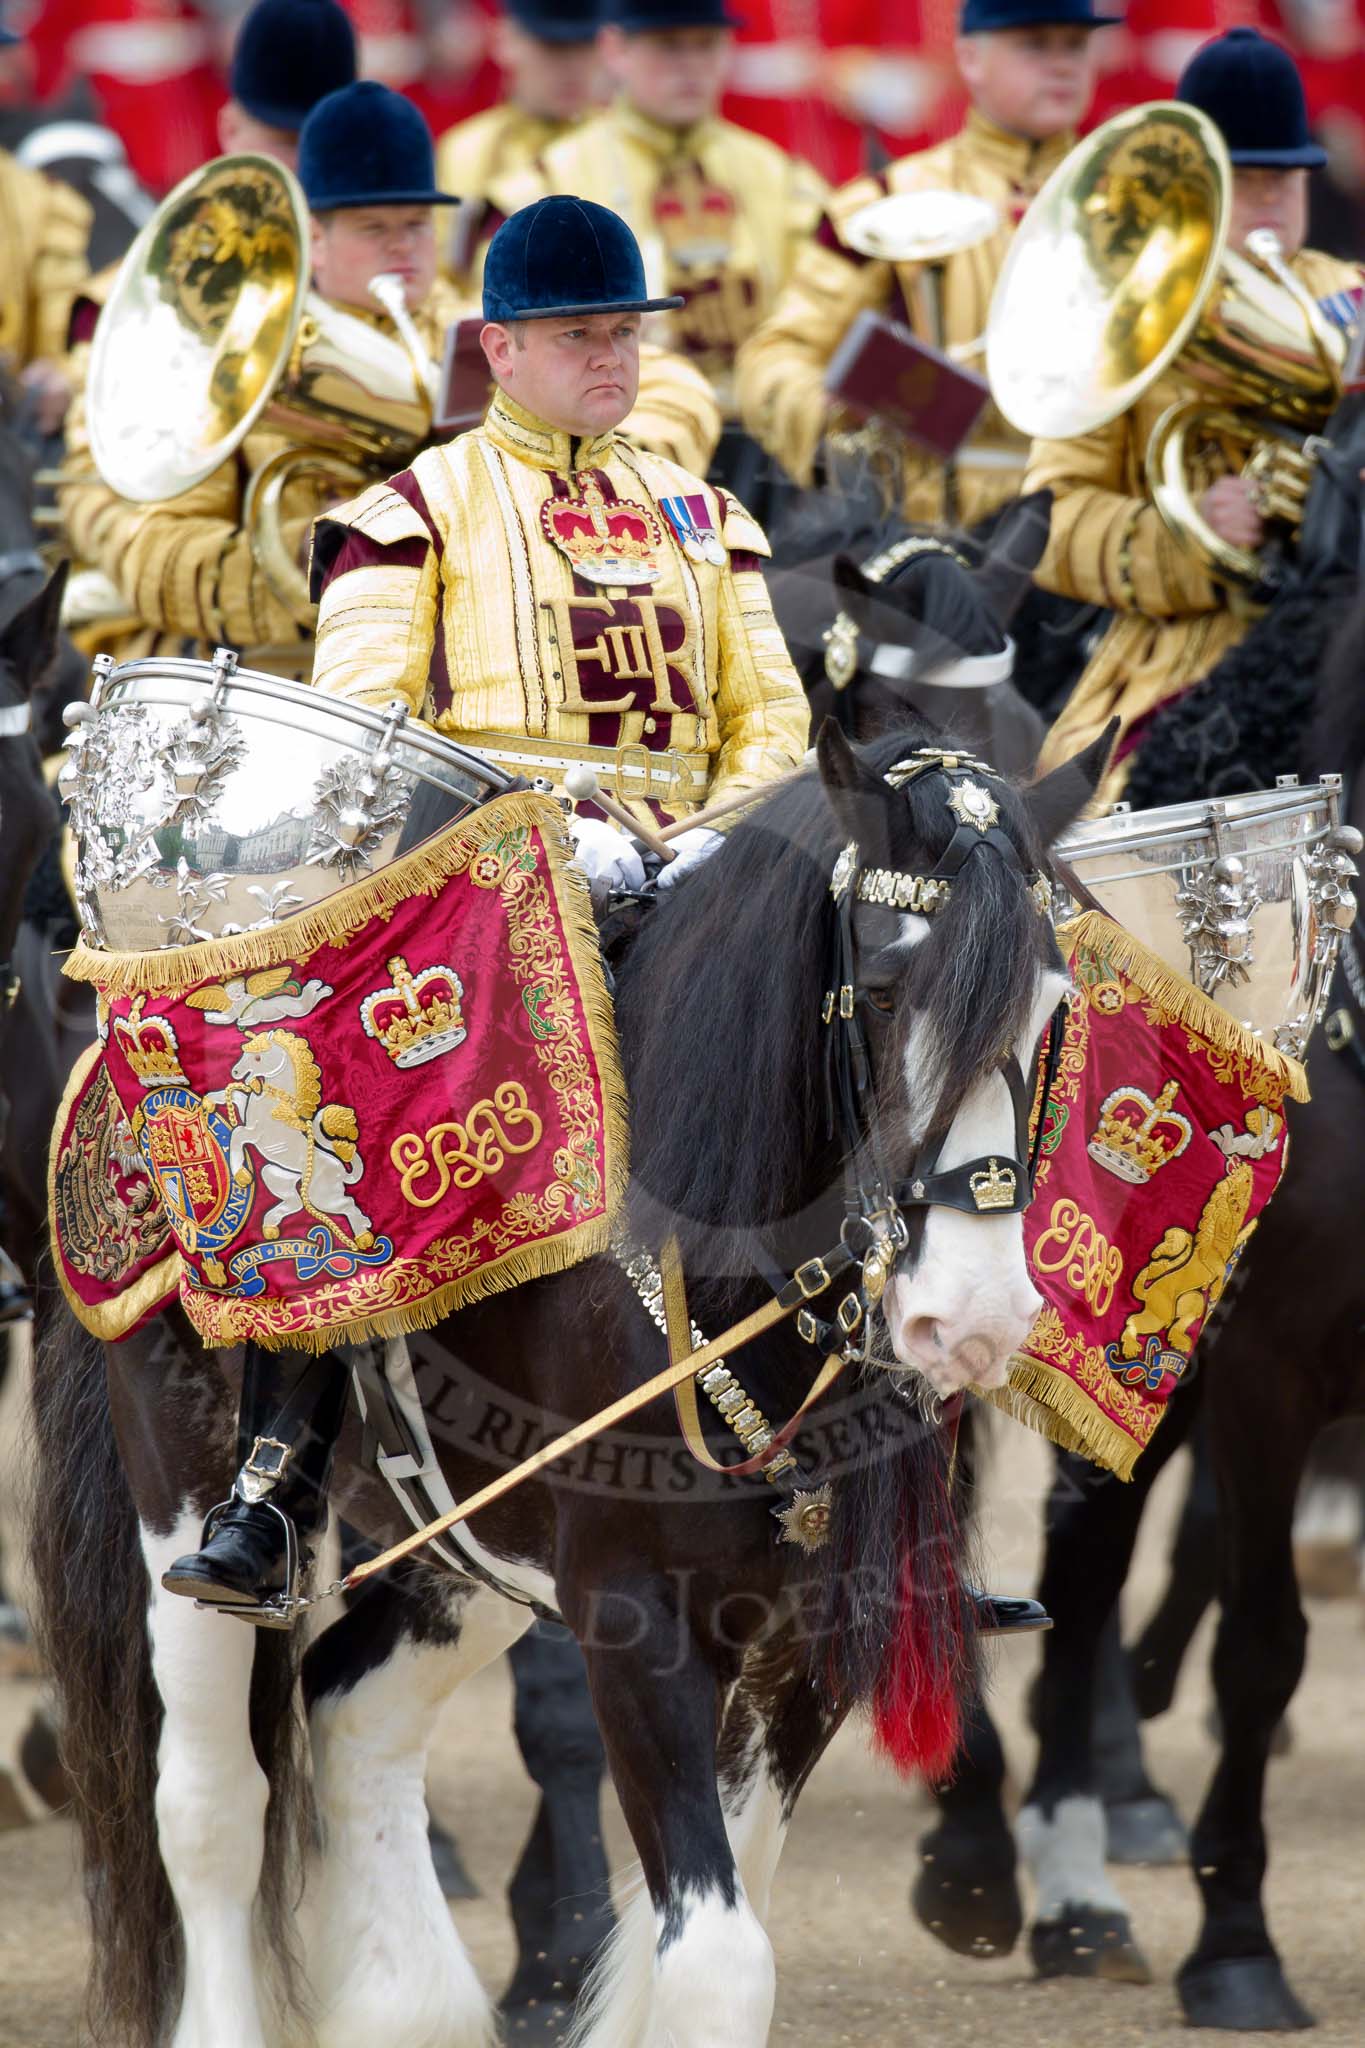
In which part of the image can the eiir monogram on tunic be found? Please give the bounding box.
[541,594,702,716]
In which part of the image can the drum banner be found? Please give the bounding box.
[55,792,627,1351]
[47,1040,180,1340]
[985,911,1308,1480]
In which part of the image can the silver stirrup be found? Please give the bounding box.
[195,1437,302,1631]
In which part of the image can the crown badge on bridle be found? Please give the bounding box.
[969,1158,1019,1212]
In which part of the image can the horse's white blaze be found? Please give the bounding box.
[305,1583,529,2048]
[885,967,1068,1393]
[140,1511,272,2048]
[1017,1795,1129,1920]
[650,1886,775,2048]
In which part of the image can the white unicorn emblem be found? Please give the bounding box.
[212,1030,374,1248]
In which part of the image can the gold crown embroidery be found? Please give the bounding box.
[114,996,187,1088]
[1087,1080,1194,1185]
[359,955,468,1069]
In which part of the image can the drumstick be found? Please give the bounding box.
[656,765,808,842]
[561,764,675,862]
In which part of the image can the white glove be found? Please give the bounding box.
[655,826,725,890]
[567,814,646,893]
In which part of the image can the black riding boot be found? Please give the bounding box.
[969,1588,1052,1636]
[161,1344,349,1624]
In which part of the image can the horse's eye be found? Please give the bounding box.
[863,988,897,1015]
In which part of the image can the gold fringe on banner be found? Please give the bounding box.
[61,789,632,1352]
[981,1364,1144,1482]
[1059,910,1310,1105]
[182,1210,620,1353]
[62,790,562,997]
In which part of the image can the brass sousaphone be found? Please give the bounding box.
[986,103,1346,586]
[86,153,440,623]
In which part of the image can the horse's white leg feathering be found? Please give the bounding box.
[305,1583,530,2048]
[141,1511,273,2048]
[569,1731,783,2048]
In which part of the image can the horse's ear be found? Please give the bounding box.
[1023,717,1118,846]
[974,490,1053,627]
[0,560,68,696]
[831,553,878,623]
[816,715,887,810]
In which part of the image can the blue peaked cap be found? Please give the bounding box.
[483,196,683,322]
[299,82,458,211]
[231,0,357,133]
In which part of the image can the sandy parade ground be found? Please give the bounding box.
[0,1335,1361,2048]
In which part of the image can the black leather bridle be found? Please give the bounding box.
[822,746,1066,1309]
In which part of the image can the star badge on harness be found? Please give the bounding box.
[542,474,663,586]
[946,779,1000,833]
[774,1483,834,1552]
[660,492,727,568]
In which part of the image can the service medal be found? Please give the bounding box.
[661,493,728,571]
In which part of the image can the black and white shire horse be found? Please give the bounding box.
[908,401,1365,2032]
[31,719,1106,2048]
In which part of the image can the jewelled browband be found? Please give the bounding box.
[829,747,1053,920]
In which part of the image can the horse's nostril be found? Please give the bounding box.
[903,1316,945,1358]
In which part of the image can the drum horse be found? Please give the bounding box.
[31,689,1109,2048]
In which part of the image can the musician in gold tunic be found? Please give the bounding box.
[485,0,827,444]
[161,194,807,1616]
[735,0,1116,526]
[1029,29,1364,790]
[310,195,809,890]
[0,9,91,432]
[436,0,604,294]
[59,82,464,679]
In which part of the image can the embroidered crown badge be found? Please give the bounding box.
[1087,1080,1194,1185]
[541,473,663,587]
[359,955,467,1069]
[114,996,188,1089]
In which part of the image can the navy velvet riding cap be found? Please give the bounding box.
[483,195,684,322]
[1177,27,1327,170]
[230,0,357,133]
[299,82,459,212]
[959,0,1121,30]
[507,0,601,40]
[599,0,744,30]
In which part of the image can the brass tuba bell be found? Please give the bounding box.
[86,153,438,623]
[986,103,1345,586]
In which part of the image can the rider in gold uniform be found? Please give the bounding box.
[161,194,808,1614]
[0,8,91,432]
[436,0,603,294]
[59,81,463,679]
[735,0,1115,525]
[487,0,826,486]
[310,196,809,851]
[1029,28,1364,791]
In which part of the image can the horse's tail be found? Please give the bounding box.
[26,1299,313,2045]
[27,1298,181,2043]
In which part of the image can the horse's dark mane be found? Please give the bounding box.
[1305,585,1365,784]
[615,727,1051,1281]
